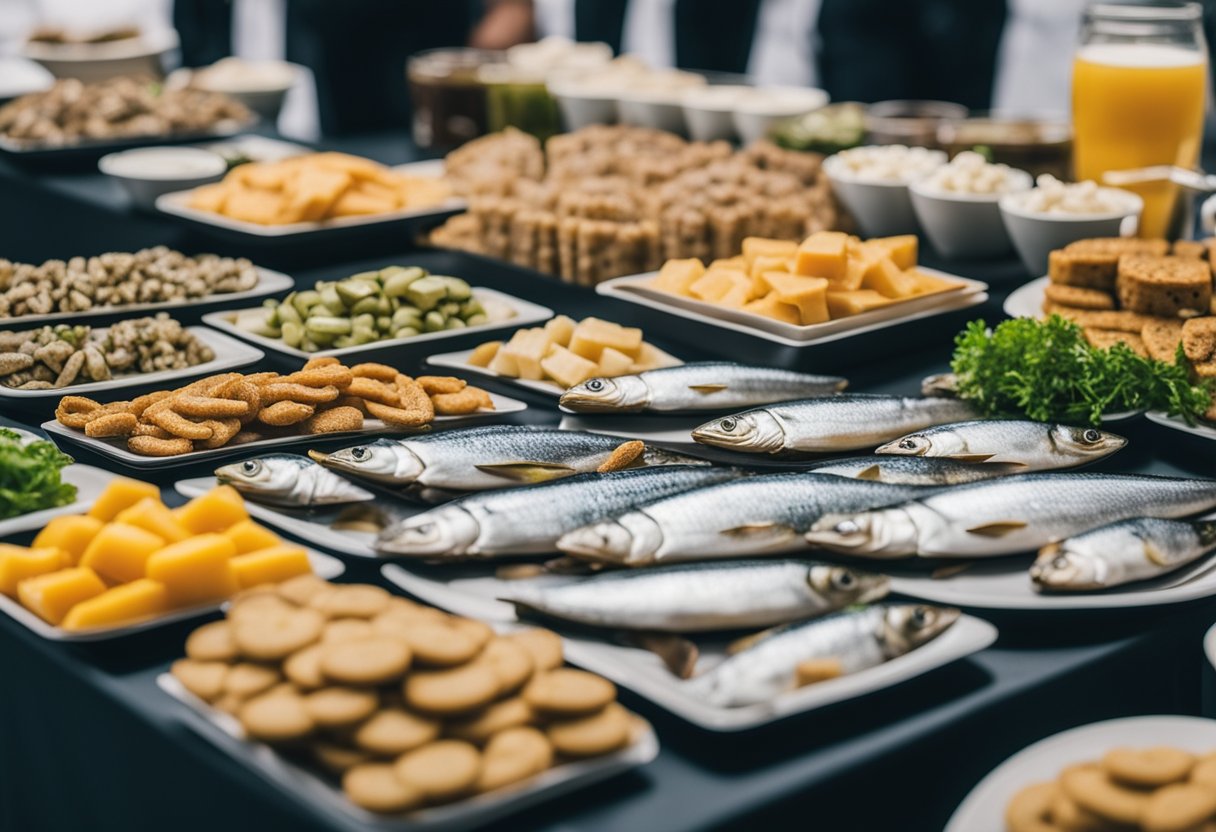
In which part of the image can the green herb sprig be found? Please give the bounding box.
[950,315,1211,426]
[0,428,76,520]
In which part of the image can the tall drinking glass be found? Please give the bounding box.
[1072,2,1207,238]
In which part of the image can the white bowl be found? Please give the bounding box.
[185,60,299,122]
[999,188,1143,275]
[548,77,620,130]
[910,170,1033,260]
[22,29,178,82]
[0,57,53,102]
[731,86,829,145]
[99,146,228,211]
[616,89,688,134]
[823,150,946,237]
[680,85,749,142]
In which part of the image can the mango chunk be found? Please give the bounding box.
[596,347,634,376]
[116,497,191,544]
[18,567,107,625]
[229,545,313,590]
[175,485,249,535]
[60,579,169,632]
[540,345,599,389]
[0,545,68,597]
[826,289,895,318]
[862,257,919,299]
[223,519,283,555]
[653,258,706,295]
[742,237,798,264]
[146,534,238,608]
[466,341,501,368]
[32,515,103,566]
[744,295,802,326]
[79,523,166,585]
[87,478,161,522]
[569,318,643,362]
[793,231,851,281]
[869,235,918,270]
[763,273,831,325]
[501,328,550,381]
[543,314,578,347]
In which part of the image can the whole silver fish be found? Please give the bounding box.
[684,604,960,707]
[215,454,373,506]
[559,362,847,413]
[499,560,890,632]
[802,455,1023,485]
[875,420,1126,470]
[806,473,1216,559]
[691,394,980,454]
[374,465,737,557]
[1030,517,1216,591]
[313,426,705,495]
[556,473,935,565]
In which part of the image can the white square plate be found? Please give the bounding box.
[946,716,1216,832]
[42,391,526,469]
[0,326,263,400]
[0,462,110,538]
[381,564,998,732]
[202,288,553,360]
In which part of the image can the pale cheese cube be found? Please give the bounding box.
[543,315,578,347]
[742,237,798,265]
[653,258,706,295]
[467,341,501,367]
[861,257,918,298]
[501,328,551,380]
[540,345,600,388]
[597,347,634,377]
[568,318,644,361]
[744,294,802,326]
[630,342,681,372]
[763,273,830,325]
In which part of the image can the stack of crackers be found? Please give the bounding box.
[1043,237,1216,418]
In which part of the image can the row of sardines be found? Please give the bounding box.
[214,362,1216,711]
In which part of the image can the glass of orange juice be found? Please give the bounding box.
[1072,2,1208,239]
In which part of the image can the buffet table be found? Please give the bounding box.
[1,135,1214,832]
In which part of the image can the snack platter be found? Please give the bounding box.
[426,349,568,399]
[0,117,259,160]
[0,326,263,400]
[42,392,526,468]
[381,565,998,732]
[157,666,659,830]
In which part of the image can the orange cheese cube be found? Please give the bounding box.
[743,295,803,326]
[0,545,67,597]
[32,515,103,566]
[762,273,831,325]
[742,237,798,265]
[223,519,283,555]
[229,545,313,590]
[793,232,851,281]
[748,256,791,282]
[862,257,919,299]
[87,478,162,522]
[79,523,165,585]
[652,258,706,295]
[826,289,895,318]
[60,579,169,632]
[175,485,249,535]
[115,497,191,544]
[18,567,107,625]
[146,534,238,608]
[869,235,918,270]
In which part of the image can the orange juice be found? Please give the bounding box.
[1072,43,1206,238]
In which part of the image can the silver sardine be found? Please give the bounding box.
[500,559,889,632]
[215,454,374,507]
[875,420,1126,470]
[802,455,1023,485]
[559,362,846,413]
[691,394,980,454]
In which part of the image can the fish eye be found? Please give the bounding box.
[911,606,930,627]
[899,438,919,450]
[352,447,369,461]
[719,417,737,432]
[1082,429,1101,443]
[241,460,260,475]
[1053,555,1070,570]
[833,570,856,589]
[586,379,604,391]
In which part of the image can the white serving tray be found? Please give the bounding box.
[156,160,466,238]
[0,326,263,400]
[157,666,658,830]
[1146,410,1216,442]
[946,716,1216,832]
[597,267,988,346]
[382,564,997,732]
[0,539,343,642]
[0,462,110,538]
[0,266,293,328]
[203,288,553,360]
[1003,275,1048,319]
[42,391,526,470]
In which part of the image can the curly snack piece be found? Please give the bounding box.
[146,407,214,440]
[196,418,242,450]
[128,435,194,456]
[349,363,398,382]
[84,411,137,438]
[174,394,250,419]
[395,376,435,420]
[55,395,102,428]
[260,383,339,406]
[431,387,493,415]
[365,400,432,428]
[302,406,363,434]
[417,376,466,395]
[258,401,316,427]
[346,377,401,406]
[285,365,353,389]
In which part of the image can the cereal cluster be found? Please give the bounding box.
[1012,175,1137,216]
[0,247,258,318]
[1006,746,1216,832]
[827,144,946,183]
[918,151,1027,196]
[431,126,841,286]
[54,358,494,456]
[171,578,639,814]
